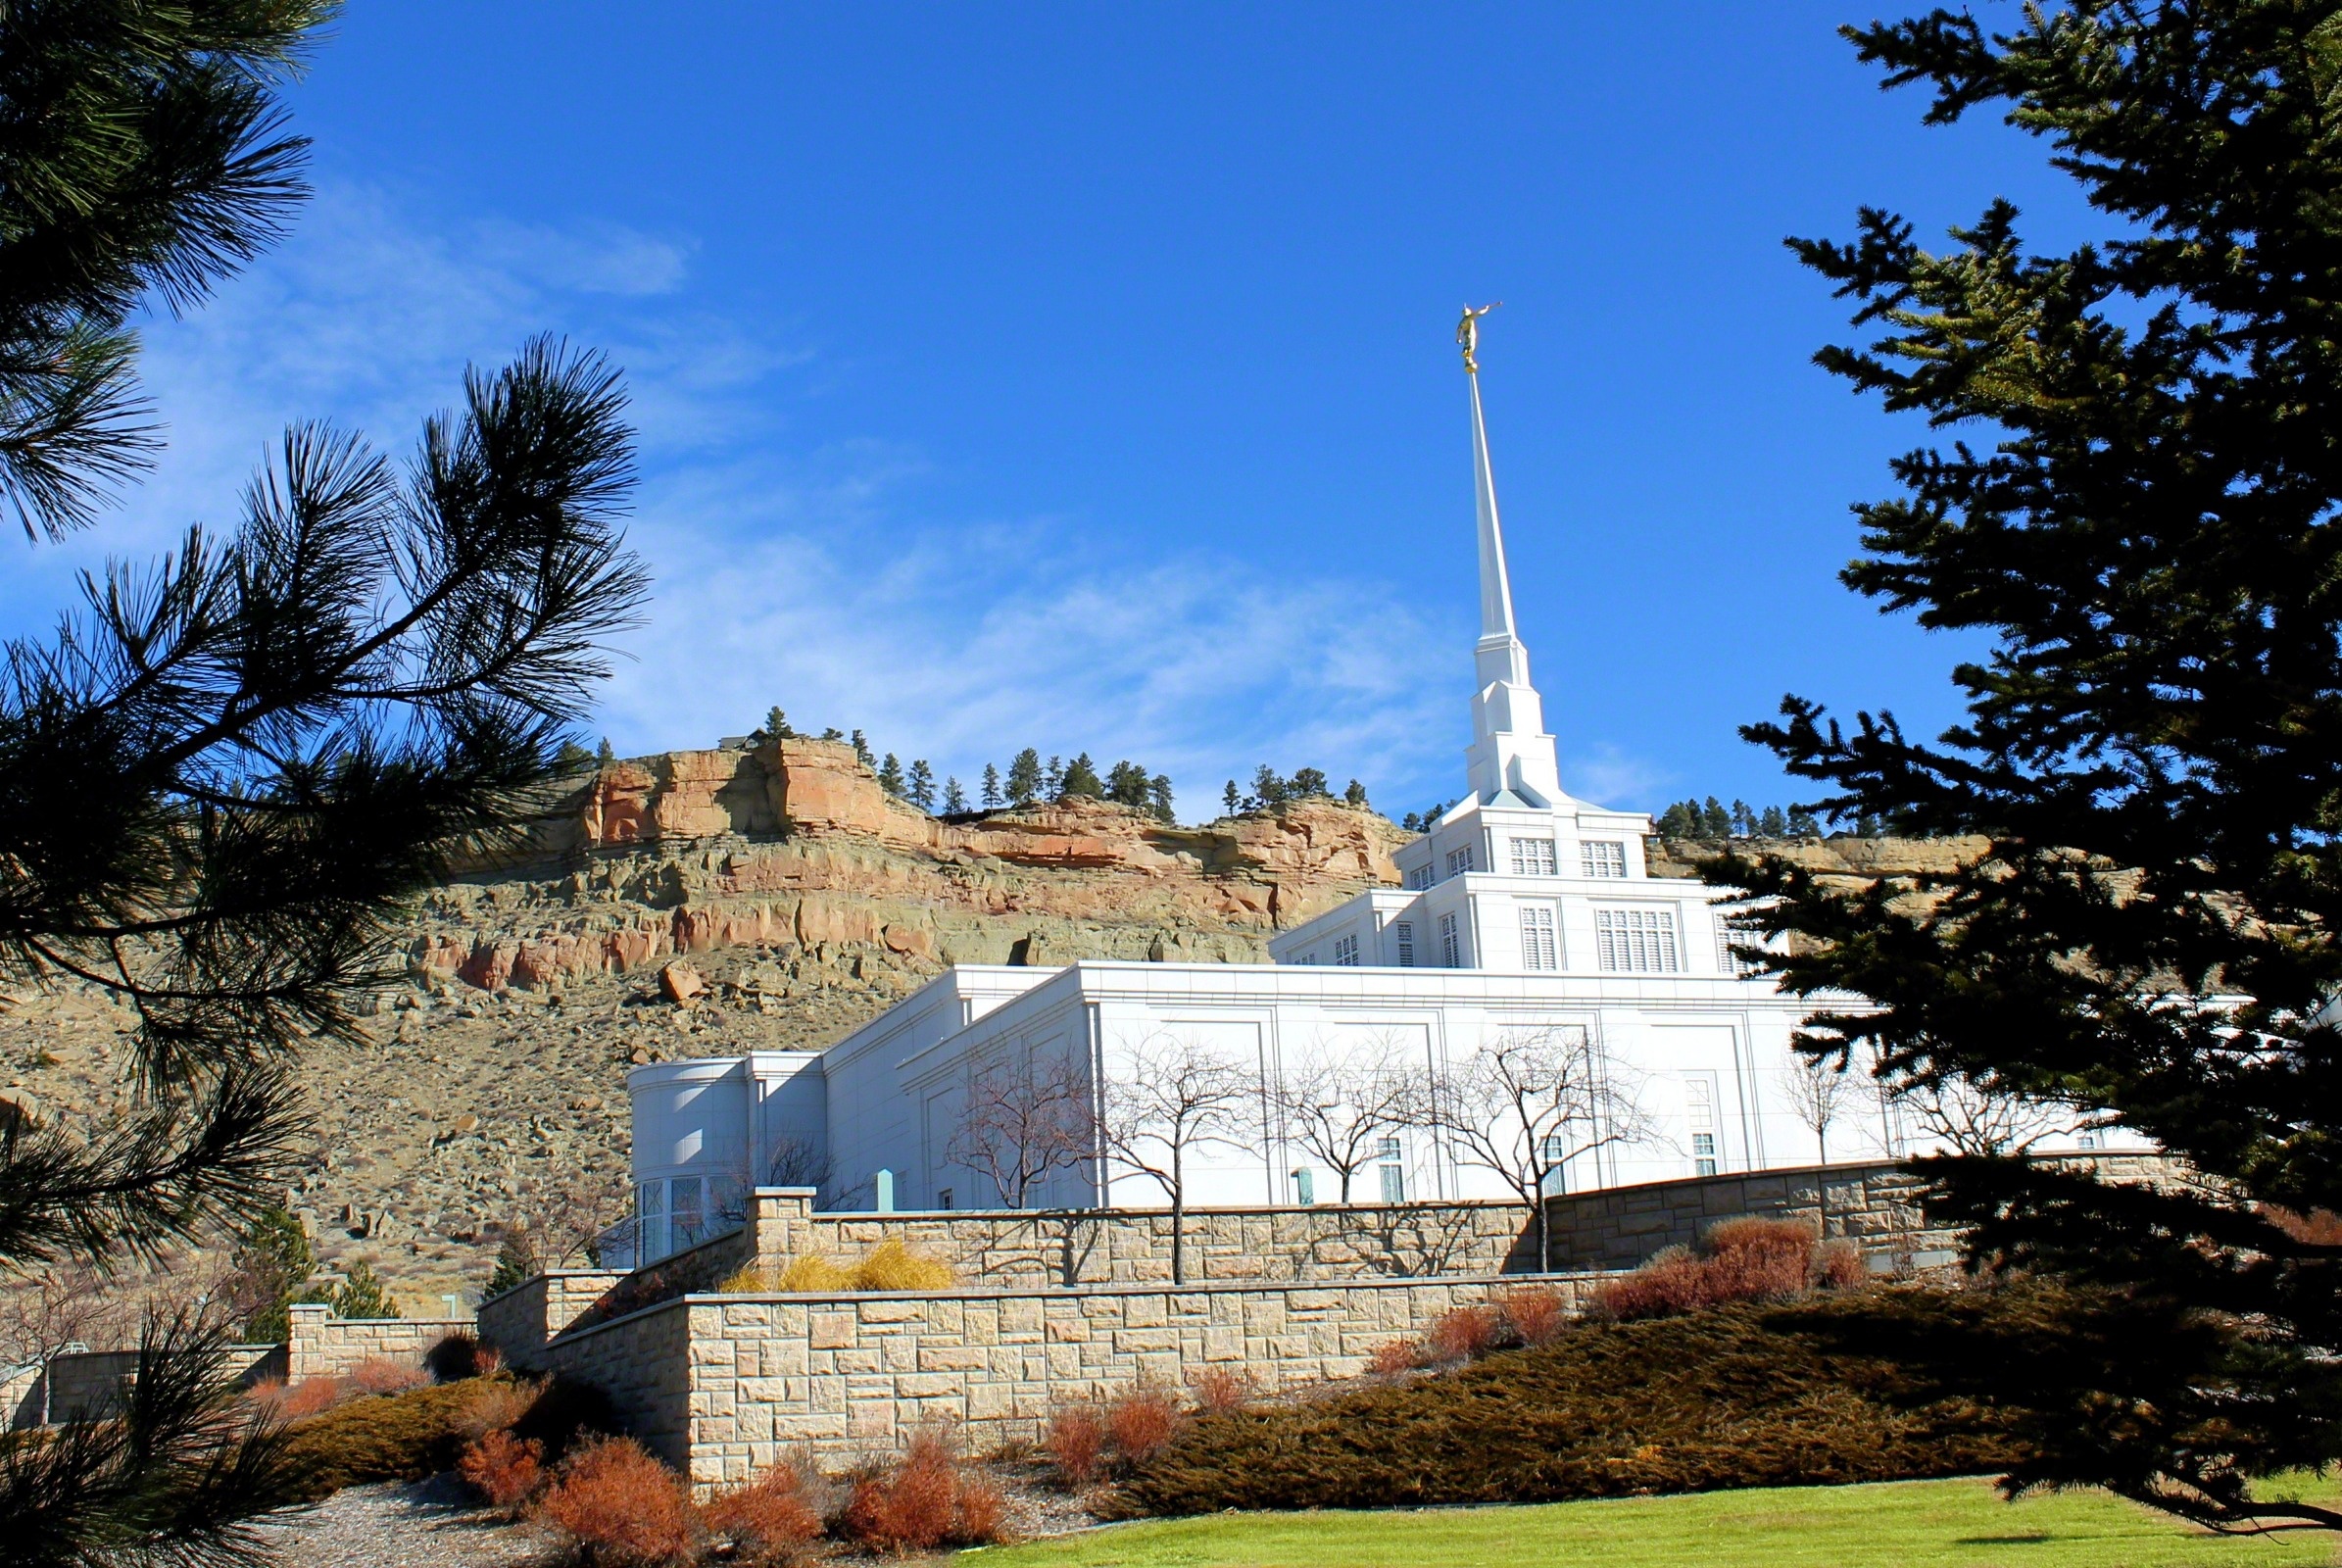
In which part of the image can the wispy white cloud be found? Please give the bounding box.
[0,183,1661,820]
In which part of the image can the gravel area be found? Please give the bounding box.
[251,1474,547,1567]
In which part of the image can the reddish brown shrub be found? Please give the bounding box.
[1589,1249,1713,1322]
[2263,1204,2342,1246]
[703,1461,822,1565]
[1701,1217,1815,1301]
[534,1435,699,1566]
[1189,1366,1259,1412]
[1103,1388,1186,1463]
[456,1375,539,1442]
[1045,1403,1106,1486]
[459,1428,544,1514]
[1497,1288,1571,1348]
[952,1472,1007,1544]
[275,1375,346,1419]
[344,1356,431,1398]
[1368,1338,1421,1376]
[1423,1303,1504,1364]
[841,1429,1000,1551]
[1813,1238,1868,1290]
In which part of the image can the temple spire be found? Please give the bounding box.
[1455,305,1563,808]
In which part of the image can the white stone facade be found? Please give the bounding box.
[623,335,2146,1263]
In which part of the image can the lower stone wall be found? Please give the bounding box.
[1539,1152,2188,1273]
[523,1289,698,1466]
[480,1269,629,1364]
[536,1273,1608,1485]
[285,1304,476,1382]
[9,1345,283,1429]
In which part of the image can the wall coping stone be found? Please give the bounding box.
[542,1268,1624,1354]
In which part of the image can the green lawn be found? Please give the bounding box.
[962,1476,2342,1568]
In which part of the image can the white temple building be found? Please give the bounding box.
[622,322,2126,1265]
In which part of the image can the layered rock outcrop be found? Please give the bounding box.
[421,737,1407,994]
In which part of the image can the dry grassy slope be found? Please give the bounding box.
[0,740,1415,1310]
[0,718,1965,1314]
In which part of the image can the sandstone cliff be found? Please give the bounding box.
[1,739,1410,1312]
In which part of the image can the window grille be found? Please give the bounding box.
[1685,1077,1719,1175]
[1379,1163,1406,1202]
[1509,837,1557,876]
[1405,863,1434,890]
[1518,906,1558,970]
[1594,907,1681,972]
[1393,920,1414,967]
[1715,925,1763,976]
[1334,933,1358,966]
[1439,911,1461,967]
[1580,840,1627,878]
[1445,845,1476,879]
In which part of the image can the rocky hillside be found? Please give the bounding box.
[2,737,1411,1312]
[2,730,1968,1315]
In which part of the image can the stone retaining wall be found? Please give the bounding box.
[285,1304,475,1382]
[533,1272,1607,1484]
[7,1345,284,1430]
[479,1269,629,1363]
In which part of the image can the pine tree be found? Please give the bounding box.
[1105,760,1150,807]
[484,1226,542,1300]
[1223,780,1242,816]
[1344,779,1368,807]
[906,758,935,811]
[851,729,874,768]
[876,753,905,796]
[227,1207,323,1344]
[1043,755,1064,797]
[1731,800,1756,838]
[1291,766,1329,798]
[1712,4,2342,1531]
[1251,765,1288,808]
[1701,797,1732,839]
[1058,753,1103,800]
[762,706,793,740]
[328,1260,400,1320]
[1759,805,1788,839]
[1785,806,1820,838]
[1657,801,1700,838]
[1006,748,1043,803]
[981,762,1002,808]
[1149,773,1175,824]
[555,740,596,774]
[597,737,617,764]
[943,776,967,814]
[820,726,843,742]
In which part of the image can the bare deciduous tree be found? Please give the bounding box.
[1099,1034,1252,1283]
[949,1053,1096,1209]
[1416,1026,1650,1272]
[1893,1077,2076,1157]
[1271,1033,1417,1202]
[1781,1054,1856,1167]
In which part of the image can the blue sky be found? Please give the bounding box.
[0,3,2096,824]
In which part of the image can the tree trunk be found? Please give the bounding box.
[1536,1191,1551,1274]
[1170,1141,1186,1284]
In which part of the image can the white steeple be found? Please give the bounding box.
[1456,307,1564,808]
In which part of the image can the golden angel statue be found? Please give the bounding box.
[1457,302,1500,371]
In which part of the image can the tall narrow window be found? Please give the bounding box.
[669,1176,705,1250]
[1445,845,1476,879]
[1518,906,1557,970]
[1439,911,1462,967]
[1378,1136,1406,1203]
[1334,933,1358,966]
[1509,837,1557,876]
[1393,920,1415,967]
[1580,840,1627,878]
[1684,1077,1719,1176]
[1594,907,1681,973]
[636,1181,666,1263]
